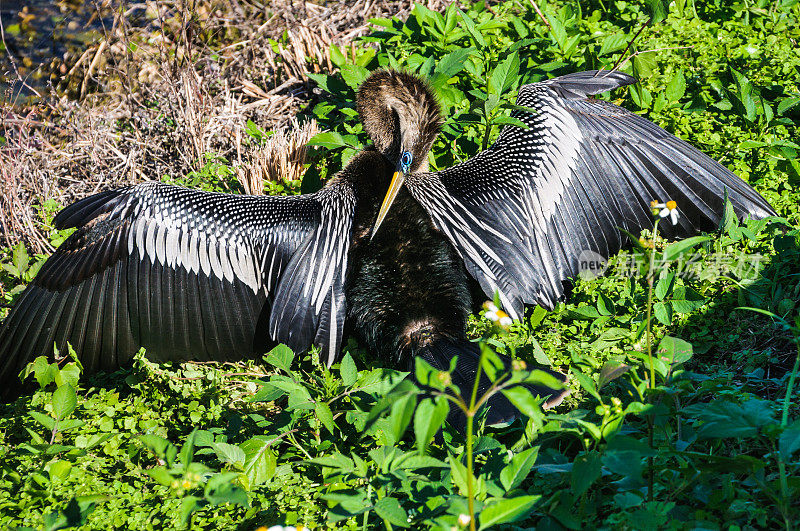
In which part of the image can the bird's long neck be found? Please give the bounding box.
[356,70,442,169]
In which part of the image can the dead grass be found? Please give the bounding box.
[0,0,450,252]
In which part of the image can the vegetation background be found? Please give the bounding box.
[1,0,799,529]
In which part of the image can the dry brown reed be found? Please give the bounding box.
[235,117,321,195]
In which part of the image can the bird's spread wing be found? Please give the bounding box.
[405,70,775,318]
[0,180,355,387]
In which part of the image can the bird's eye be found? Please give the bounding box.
[401,151,413,171]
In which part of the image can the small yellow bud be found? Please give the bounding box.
[437,371,452,386]
[182,480,192,489]
[512,359,527,371]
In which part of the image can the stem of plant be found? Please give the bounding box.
[646,218,660,503]
[780,331,800,428]
[647,218,660,390]
[777,331,799,520]
[465,348,485,531]
[363,482,372,531]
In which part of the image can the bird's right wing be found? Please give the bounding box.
[0,180,355,389]
[405,70,775,318]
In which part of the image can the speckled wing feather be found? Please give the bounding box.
[0,181,355,390]
[406,70,775,317]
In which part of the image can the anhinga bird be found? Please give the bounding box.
[0,69,775,423]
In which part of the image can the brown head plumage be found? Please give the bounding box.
[356,69,442,172]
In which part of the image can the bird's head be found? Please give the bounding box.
[356,69,442,239]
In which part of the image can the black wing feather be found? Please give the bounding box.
[406,70,776,312]
[0,180,356,394]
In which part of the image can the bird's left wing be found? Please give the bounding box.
[405,70,775,318]
[0,180,355,391]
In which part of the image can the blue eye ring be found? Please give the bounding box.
[400,151,413,172]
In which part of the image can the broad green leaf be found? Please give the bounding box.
[307,452,354,471]
[387,392,417,442]
[739,139,769,149]
[179,496,203,525]
[339,353,357,387]
[655,272,676,300]
[448,452,470,495]
[499,446,538,491]
[492,115,529,129]
[56,363,81,389]
[501,386,543,418]
[307,131,350,150]
[138,434,177,466]
[489,51,520,95]
[479,495,541,529]
[329,43,346,67]
[596,294,616,316]
[180,429,197,467]
[241,437,277,487]
[662,236,709,261]
[47,460,72,480]
[599,34,628,56]
[30,410,56,431]
[414,397,449,452]
[633,51,657,80]
[316,402,336,435]
[393,454,449,470]
[568,305,602,320]
[479,343,505,384]
[685,399,775,439]
[432,47,475,84]
[374,497,409,528]
[340,64,370,89]
[458,9,486,47]
[264,344,294,372]
[654,301,673,325]
[666,69,686,102]
[656,335,693,366]
[571,451,602,496]
[43,495,107,531]
[731,68,757,122]
[12,242,29,275]
[571,368,602,402]
[211,443,246,467]
[777,95,800,115]
[602,449,645,485]
[598,362,632,389]
[147,466,175,487]
[204,472,249,507]
[646,0,669,23]
[530,338,550,365]
[52,384,77,420]
[779,421,800,459]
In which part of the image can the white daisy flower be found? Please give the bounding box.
[650,200,680,225]
[482,301,512,328]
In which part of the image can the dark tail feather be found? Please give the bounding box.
[416,339,569,431]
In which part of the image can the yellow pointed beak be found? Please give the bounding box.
[370,165,405,240]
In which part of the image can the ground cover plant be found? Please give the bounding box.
[1,0,800,529]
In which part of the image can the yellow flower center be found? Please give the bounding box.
[666,200,677,210]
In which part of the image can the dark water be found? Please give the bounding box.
[0,0,116,102]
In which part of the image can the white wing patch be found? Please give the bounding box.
[125,184,267,294]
